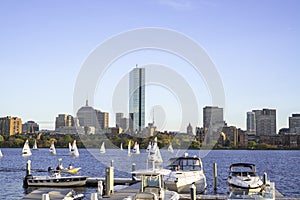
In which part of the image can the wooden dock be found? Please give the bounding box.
[22,183,300,200]
[22,188,73,200]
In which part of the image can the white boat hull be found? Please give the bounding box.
[164,171,206,193]
[228,176,263,189]
[26,175,87,187]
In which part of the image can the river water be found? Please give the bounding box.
[0,148,299,199]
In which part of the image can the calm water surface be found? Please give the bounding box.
[0,148,299,199]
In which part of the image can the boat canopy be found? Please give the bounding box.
[229,163,257,173]
[167,157,202,171]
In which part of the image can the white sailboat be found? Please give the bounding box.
[148,137,163,163]
[32,139,38,150]
[49,141,56,155]
[70,140,79,157]
[22,139,32,156]
[127,141,132,156]
[120,143,123,151]
[100,142,106,154]
[132,142,140,154]
[0,149,3,157]
[167,142,174,153]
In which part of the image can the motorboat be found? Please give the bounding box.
[24,172,88,187]
[164,153,207,194]
[22,139,32,156]
[23,160,87,187]
[228,182,275,200]
[50,158,81,174]
[228,163,263,190]
[125,169,179,200]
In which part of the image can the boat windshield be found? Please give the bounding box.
[168,158,202,171]
[143,175,160,188]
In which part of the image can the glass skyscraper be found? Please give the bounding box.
[129,67,145,132]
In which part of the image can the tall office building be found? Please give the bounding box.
[116,113,124,128]
[95,109,109,130]
[129,67,145,132]
[246,111,256,133]
[77,100,98,128]
[55,114,75,129]
[253,108,276,136]
[23,121,39,134]
[0,116,22,136]
[203,106,224,130]
[289,114,300,134]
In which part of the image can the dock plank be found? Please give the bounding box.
[22,188,72,200]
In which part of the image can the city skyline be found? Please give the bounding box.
[0,1,299,131]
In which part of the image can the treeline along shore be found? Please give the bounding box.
[0,132,299,150]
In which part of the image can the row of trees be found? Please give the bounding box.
[0,133,202,149]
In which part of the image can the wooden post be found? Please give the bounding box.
[42,193,50,200]
[26,160,31,176]
[213,163,217,191]
[105,160,114,196]
[132,163,136,181]
[263,172,268,185]
[190,182,196,200]
[91,193,98,200]
[97,180,103,196]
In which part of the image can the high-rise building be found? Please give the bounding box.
[95,110,109,130]
[203,106,224,130]
[22,121,39,134]
[253,108,276,136]
[129,67,145,132]
[246,111,256,133]
[203,106,224,144]
[116,113,124,128]
[77,100,98,132]
[289,114,300,134]
[0,116,22,136]
[55,114,75,129]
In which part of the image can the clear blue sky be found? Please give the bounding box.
[0,0,299,131]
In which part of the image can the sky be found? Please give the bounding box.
[0,0,299,131]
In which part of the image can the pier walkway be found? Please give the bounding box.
[22,181,299,200]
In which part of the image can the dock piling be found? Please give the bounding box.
[105,160,114,196]
[263,172,268,185]
[213,163,217,191]
[97,180,103,196]
[132,163,136,180]
[42,193,50,200]
[26,160,31,176]
[91,193,98,200]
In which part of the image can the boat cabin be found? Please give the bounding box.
[132,171,167,200]
[167,155,203,171]
[229,163,257,177]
